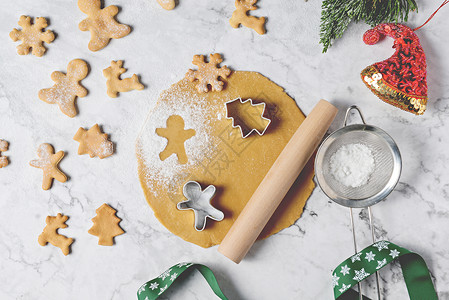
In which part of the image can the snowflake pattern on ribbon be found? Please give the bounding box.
[340,265,350,276]
[137,263,228,300]
[331,240,437,300]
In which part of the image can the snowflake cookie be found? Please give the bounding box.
[9,16,55,57]
[185,53,231,93]
[230,0,266,35]
[29,143,67,190]
[38,59,89,118]
[0,139,9,168]
[103,60,144,98]
[73,124,114,159]
[78,0,131,51]
[38,213,73,256]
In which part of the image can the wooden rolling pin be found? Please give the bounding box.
[218,99,338,263]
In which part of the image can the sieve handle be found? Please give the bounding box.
[343,105,366,126]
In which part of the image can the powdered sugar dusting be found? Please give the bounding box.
[136,82,216,190]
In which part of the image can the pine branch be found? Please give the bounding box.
[320,0,418,53]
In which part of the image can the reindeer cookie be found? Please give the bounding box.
[230,0,266,35]
[38,59,89,118]
[38,213,73,256]
[78,0,131,51]
[30,143,67,190]
[103,60,144,98]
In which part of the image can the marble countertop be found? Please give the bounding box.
[1,0,448,299]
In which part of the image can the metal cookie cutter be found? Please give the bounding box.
[177,181,224,231]
[225,97,272,138]
[315,105,402,300]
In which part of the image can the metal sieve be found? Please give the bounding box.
[315,107,402,208]
[315,105,402,300]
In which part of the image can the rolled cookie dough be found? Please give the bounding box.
[136,71,315,248]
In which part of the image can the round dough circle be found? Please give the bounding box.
[136,71,315,248]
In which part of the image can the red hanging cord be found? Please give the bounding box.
[414,0,449,31]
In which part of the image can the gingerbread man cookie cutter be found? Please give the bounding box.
[225,97,272,138]
[177,181,224,231]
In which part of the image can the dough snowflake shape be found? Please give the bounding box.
[38,59,89,118]
[177,181,224,231]
[73,124,114,159]
[156,115,195,164]
[9,15,55,57]
[185,53,231,93]
[29,143,67,190]
[229,0,266,35]
[103,60,144,98]
[0,139,9,168]
[38,213,73,256]
[78,0,131,51]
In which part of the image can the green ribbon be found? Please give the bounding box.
[137,263,228,300]
[333,240,438,300]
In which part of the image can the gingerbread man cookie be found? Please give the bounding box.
[9,15,55,57]
[156,115,195,164]
[0,139,9,168]
[78,0,131,51]
[30,143,67,190]
[38,213,73,256]
[185,54,231,93]
[73,124,114,159]
[103,60,144,98]
[38,59,89,118]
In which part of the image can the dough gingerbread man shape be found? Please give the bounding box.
[88,203,124,246]
[156,115,195,164]
[0,139,9,168]
[38,213,73,256]
[185,54,231,93]
[73,124,114,159]
[230,0,266,35]
[39,59,89,118]
[9,15,55,57]
[78,0,131,51]
[103,60,144,98]
[30,143,67,190]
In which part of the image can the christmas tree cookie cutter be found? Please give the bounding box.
[225,97,271,138]
[177,181,224,231]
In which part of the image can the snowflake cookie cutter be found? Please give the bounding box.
[177,181,224,231]
[225,97,271,138]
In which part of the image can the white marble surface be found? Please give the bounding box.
[1,0,449,299]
